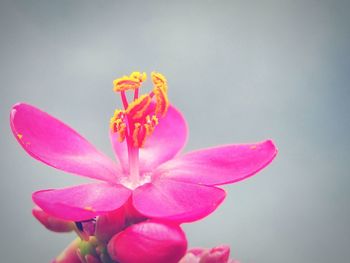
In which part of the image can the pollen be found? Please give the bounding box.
[132,122,147,148]
[152,72,169,117]
[17,133,23,139]
[151,72,168,93]
[126,94,151,120]
[113,71,147,92]
[130,71,147,82]
[110,110,127,142]
[144,115,158,135]
[250,145,257,150]
[153,85,169,117]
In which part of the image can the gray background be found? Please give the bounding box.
[1,0,349,262]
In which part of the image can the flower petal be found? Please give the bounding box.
[10,103,120,183]
[107,220,187,263]
[110,104,188,173]
[132,179,226,222]
[32,206,74,232]
[199,245,231,263]
[32,183,131,221]
[157,140,277,186]
[180,245,232,263]
[95,207,126,243]
[178,252,198,263]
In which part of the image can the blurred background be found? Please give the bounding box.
[1,0,349,262]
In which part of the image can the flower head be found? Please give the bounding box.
[10,72,277,223]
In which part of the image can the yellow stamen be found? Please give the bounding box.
[113,72,147,92]
[126,94,151,120]
[151,115,159,125]
[110,110,123,129]
[117,123,127,142]
[130,71,147,82]
[110,110,127,142]
[153,85,169,117]
[151,72,169,116]
[17,133,23,139]
[144,115,159,135]
[110,71,170,148]
[151,72,168,93]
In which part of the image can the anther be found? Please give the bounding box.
[151,72,168,93]
[132,123,147,148]
[151,72,169,117]
[110,110,127,142]
[113,72,147,92]
[126,94,151,120]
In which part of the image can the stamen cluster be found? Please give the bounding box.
[110,72,169,148]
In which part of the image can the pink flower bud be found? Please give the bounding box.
[108,220,187,263]
[32,206,73,233]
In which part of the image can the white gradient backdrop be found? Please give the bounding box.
[1,0,349,262]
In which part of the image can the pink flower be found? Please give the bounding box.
[10,72,277,223]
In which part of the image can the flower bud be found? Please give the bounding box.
[108,219,187,263]
[32,206,73,233]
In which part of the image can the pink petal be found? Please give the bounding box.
[95,207,126,243]
[110,104,188,173]
[32,206,74,233]
[107,220,187,263]
[132,179,226,222]
[10,103,120,183]
[200,245,231,263]
[187,248,205,257]
[157,140,277,186]
[33,183,131,221]
[123,197,148,223]
[178,252,199,263]
[180,245,232,263]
